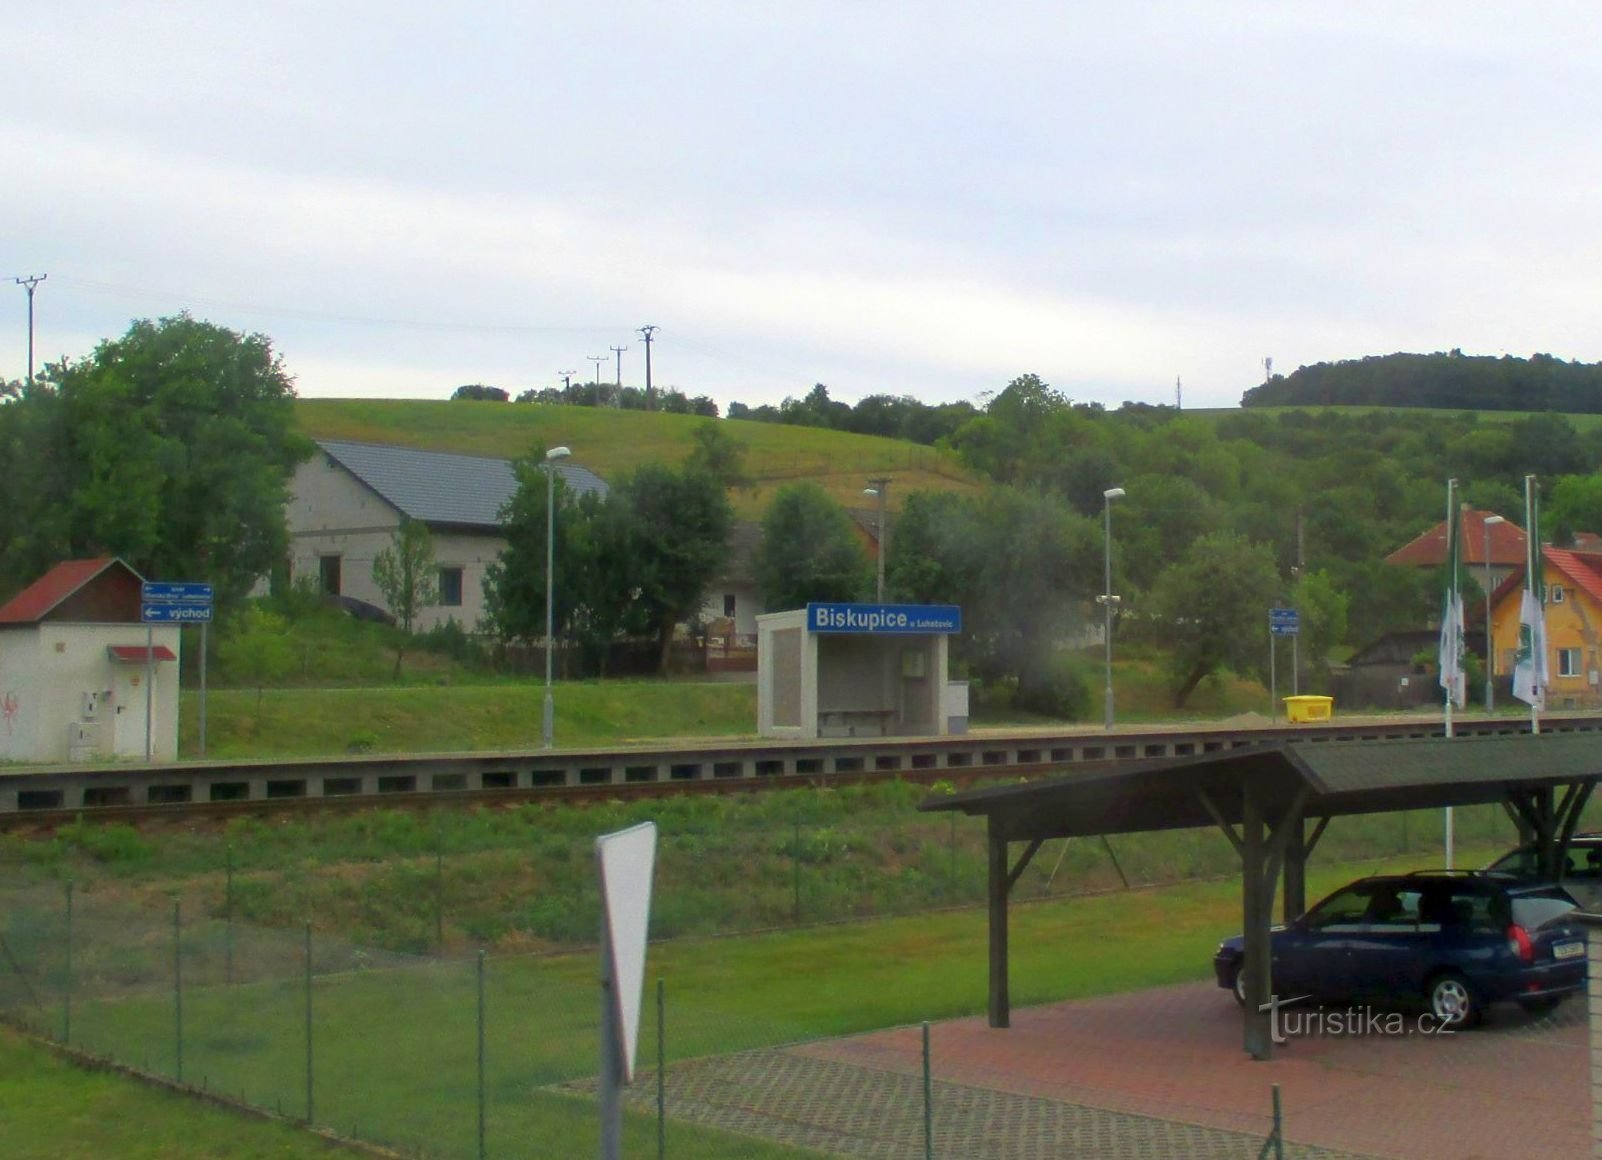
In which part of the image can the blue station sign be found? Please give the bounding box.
[143,581,214,603]
[1269,608,1300,636]
[806,603,962,635]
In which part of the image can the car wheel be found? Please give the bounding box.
[1426,972,1481,1029]
[1517,995,1563,1015]
[1230,962,1247,1007]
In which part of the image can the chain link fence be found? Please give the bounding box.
[0,798,1551,1158]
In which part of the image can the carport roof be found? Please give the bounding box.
[920,734,1602,842]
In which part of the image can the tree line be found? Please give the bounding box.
[1241,351,1602,412]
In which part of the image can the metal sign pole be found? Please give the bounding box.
[1292,628,1299,697]
[1269,620,1277,722]
[599,921,623,1160]
[145,624,154,762]
[199,622,208,759]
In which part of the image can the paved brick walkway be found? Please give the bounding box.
[616,1047,1376,1159]
[567,981,1587,1158]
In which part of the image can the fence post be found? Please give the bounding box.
[792,822,801,924]
[173,899,183,1084]
[225,842,234,986]
[922,1020,933,1160]
[477,950,486,1160]
[62,880,73,1046]
[657,977,666,1160]
[304,922,314,1124]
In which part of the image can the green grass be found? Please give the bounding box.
[178,680,759,759]
[0,1023,359,1160]
[296,398,981,518]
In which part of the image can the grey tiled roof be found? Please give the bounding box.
[317,440,607,530]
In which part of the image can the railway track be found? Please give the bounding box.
[2,714,1597,830]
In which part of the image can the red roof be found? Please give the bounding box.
[1385,509,1527,568]
[0,558,129,624]
[107,645,178,663]
[1545,548,1602,609]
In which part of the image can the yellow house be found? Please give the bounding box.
[1488,547,1602,710]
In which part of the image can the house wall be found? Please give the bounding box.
[1490,563,1602,709]
[286,454,505,633]
[0,624,180,762]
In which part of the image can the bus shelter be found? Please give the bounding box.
[757,603,963,740]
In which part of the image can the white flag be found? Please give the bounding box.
[1438,588,1467,709]
[1513,587,1547,710]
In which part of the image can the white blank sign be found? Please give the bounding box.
[596,822,657,1082]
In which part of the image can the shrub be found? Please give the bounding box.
[1013,652,1094,719]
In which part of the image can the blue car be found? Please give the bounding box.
[1212,871,1587,1028]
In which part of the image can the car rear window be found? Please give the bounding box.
[1510,889,1579,930]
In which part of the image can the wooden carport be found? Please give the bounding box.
[919,733,1602,1060]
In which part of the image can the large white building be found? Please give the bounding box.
[286,440,607,633]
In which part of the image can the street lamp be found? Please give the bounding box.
[1100,487,1125,730]
[864,478,890,601]
[542,445,572,749]
[1483,514,1505,713]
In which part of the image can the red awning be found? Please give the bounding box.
[107,645,178,663]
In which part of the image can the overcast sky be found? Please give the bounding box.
[5,3,1600,414]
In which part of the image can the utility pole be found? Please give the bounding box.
[559,370,576,392]
[610,345,627,407]
[588,356,606,399]
[638,325,657,410]
[1175,376,1182,410]
[14,274,46,386]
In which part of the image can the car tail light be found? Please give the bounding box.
[1508,924,1534,963]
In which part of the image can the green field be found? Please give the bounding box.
[295,398,981,518]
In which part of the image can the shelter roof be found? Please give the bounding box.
[0,558,137,624]
[316,440,607,530]
[921,734,1602,841]
[1385,508,1526,568]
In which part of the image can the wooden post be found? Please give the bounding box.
[1282,817,1306,924]
[987,820,1009,1029]
[1242,783,1272,1060]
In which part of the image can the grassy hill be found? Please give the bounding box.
[295,398,982,517]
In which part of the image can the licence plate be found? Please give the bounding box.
[1554,941,1585,960]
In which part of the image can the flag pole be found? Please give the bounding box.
[1442,479,1458,869]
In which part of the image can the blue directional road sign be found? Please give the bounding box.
[143,581,214,603]
[141,602,214,623]
[142,580,214,624]
[1269,608,1300,636]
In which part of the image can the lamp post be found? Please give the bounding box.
[542,445,572,749]
[1483,514,1504,713]
[864,478,890,601]
[1101,487,1125,730]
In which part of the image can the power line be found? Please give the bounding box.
[55,275,627,337]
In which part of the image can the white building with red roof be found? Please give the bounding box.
[0,558,180,762]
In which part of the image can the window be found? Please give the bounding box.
[318,555,342,596]
[1559,648,1582,677]
[723,593,737,618]
[1551,584,1565,604]
[438,567,464,608]
[1304,883,1375,931]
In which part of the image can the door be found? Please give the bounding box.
[1275,881,1376,1001]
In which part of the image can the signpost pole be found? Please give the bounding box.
[1269,619,1277,722]
[145,624,154,762]
[199,622,208,759]
[599,921,622,1160]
